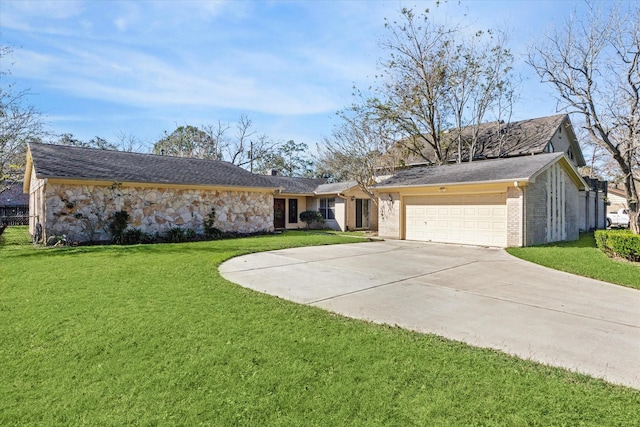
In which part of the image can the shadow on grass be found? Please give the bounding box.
[1,229,361,261]
[539,233,597,249]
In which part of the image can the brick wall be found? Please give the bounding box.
[525,164,580,246]
[506,186,523,247]
[377,192,401,239]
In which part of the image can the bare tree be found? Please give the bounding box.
[225,114,257,169]
[0,45,45,193]
[320,7,515,194]
[223,115,278,172]
[115,131,145,153]
[528,2,640,233]
[151,115,279,171]
[201,120,230,160]
[372,7,457,166]
[346,8,514,168]
[317,106,397,201]
[447,30,515,162]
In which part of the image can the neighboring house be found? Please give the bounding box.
[0,181,29,225]
[263,175,378,231]
[24,143,279,243]
[23,143,379,243]
[607,185,628,213]
[375,114,606,247]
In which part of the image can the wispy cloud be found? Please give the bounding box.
[1,0,589,144]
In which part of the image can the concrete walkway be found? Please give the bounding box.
[219,240,640,389]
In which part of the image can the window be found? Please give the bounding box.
[567,149,574,161]
[544,142,554,153]
[319,197,335,220]
[288,199,298,224]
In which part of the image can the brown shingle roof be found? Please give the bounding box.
[28,143,278,189]
[401,114,578,165]
[376,152,577,188]
[262,175,328,194]
[314,180,359,195]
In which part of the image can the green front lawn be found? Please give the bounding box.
[507,233,640,290]
[1,227,639,425]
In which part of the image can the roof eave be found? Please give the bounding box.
[375,177,532,191]
[43,177,278,192]
[23,145,34,193]
[529,153,587,190]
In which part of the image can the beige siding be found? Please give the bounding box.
[342,188,378,231]
[608,191,627,213]
[334,197,346,231]
[28,167,46,238]
[282,196,308,229]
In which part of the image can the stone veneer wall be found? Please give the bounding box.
[44,183,274,242]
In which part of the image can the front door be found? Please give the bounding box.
[274,198,286,229]
[355,199,370,229]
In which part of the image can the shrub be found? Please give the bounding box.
[118,228,154,245]
[163,227,194,243]
[185,228,196,240]
[594,229,640,262]
[203,209,223,239]
[299,211,324,230]
[164,227,185,243]
[109,210,130,243]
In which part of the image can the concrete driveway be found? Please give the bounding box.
[219,240,640,389]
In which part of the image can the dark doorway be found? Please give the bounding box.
[274,198,286,228]
[355,199,369,229]
[288,199,298,224]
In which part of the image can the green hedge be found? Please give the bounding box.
[594,229,640,262]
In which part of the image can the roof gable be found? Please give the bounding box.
[314,180,359,195]
[262,175,328,194]
[26,143,278,189]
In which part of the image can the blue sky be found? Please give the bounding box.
[0,0,618,152]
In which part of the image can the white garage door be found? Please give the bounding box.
[405,194,507,247]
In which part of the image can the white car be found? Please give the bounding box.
[607,209,630,228]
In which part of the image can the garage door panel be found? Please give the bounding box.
[405,193,507,247]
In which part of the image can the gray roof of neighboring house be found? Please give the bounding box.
[400,114,580,165]
[314,180,358,195]
[28,143,279,189]
[1,181,29,207]
[262,175,328,194]
[376,152,571,188]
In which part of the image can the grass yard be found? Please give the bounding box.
[507,233,640,290]
[1,227,639,426]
